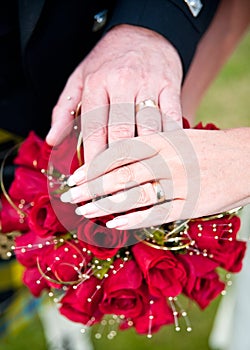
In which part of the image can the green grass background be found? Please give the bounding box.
[0,32,249,350]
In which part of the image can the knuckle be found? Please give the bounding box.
[137,184,152,205]
[110,95,132,105]
[83,121,106,140]
[110,103,135,120]
[160,95,181,122]
[109,124,134,140]
[108,64,141,87]
[114,166,134,185]
[164,79,171,88]
[84,72,99,88]
[153,204,171,221]
[138,119,161,133]
[83,72,106,94]
[163,111,182,121]
[110,95,124,104]
[115,65,137,79]
[81,94,93,110]
[162,113,182,130]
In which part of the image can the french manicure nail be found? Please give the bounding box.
[75,207,86,216]
[67,176,76,187]
[106,217,128,228]
[46,127,54,139]
[60,191,72,203]
[67,169,85,186]
[75,203,98,216]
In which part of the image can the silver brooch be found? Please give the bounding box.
[92,9,108,32]
[183,0,203,17]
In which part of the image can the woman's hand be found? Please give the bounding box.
[46,24,183,163]
[61,128,250,229]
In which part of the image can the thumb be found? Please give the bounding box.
[46,66,83,146]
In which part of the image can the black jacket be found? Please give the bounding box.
[0,0,219,137]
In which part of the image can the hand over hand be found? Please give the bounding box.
[61,128,250,229]
[46,24,183,163]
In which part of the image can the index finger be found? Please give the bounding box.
[46,70,83,146]
[67,134,160,186]
[81,77,109,163]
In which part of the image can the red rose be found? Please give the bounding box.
[15,230,49,268]
[182,117,190,128]
[28,195,68,238]
[99,259,147,319]
[77,217,130,259]
[212,240,246,272]
[179,254,224,309]
[131,297,174,334]
[0,194,29,233]
[132,242,186,297]
[9,167,47,203]
[188,216,246,272]
[23,266,50,297]
[48,129,82,176]
[183,119,219,131]
[49,194,82,234]
[179,253,219,278]
[184,270,225,309]
[14,131,50,170]
[38,240,91,288]
[60,277,103,325]
[194,122,219,130]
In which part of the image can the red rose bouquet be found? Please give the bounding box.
[0,119,246,339]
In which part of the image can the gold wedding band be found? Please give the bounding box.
[152,181,166,203]
[135,99,158,113]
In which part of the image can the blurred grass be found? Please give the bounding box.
[0,296,220,350]
[0,31,249,350]
[1,314,47,350]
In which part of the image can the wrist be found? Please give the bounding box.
[226,128,250,201]
[184,127,250,214]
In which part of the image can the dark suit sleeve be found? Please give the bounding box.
[106,0,220,78]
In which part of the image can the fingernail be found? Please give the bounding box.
[67,169,85,186]
[75,203,98,216]
[75,207,86,216]
[46,128,55,145]
[106,217,128,228]
[67,176,76,187]
[60,191,72,203]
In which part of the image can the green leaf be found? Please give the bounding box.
[52,184,70,195]
[92,257,114,280]
[150,227,166,246]
[55,232,75,248]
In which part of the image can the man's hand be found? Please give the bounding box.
[46,24,183,163]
